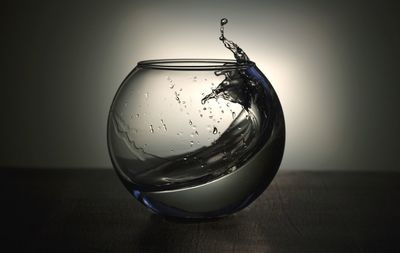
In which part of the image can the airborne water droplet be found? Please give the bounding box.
[221,18,228,26]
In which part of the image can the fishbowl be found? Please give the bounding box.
[107,19,285,219]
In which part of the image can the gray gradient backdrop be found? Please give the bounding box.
[1,0,399,170]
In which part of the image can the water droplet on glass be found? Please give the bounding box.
[213,127,218,134]
[144,92,149,99]
[136,114,139,118]
[161,119,167,131]
[232,112,236,119]
[195,131,199,136]
[149,125,154,133]
[189,120,192,125]
[175,91,181,103]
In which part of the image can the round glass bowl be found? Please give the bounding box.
[107,59,285,219]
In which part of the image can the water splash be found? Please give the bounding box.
[201,18,257,110]
[219,18,249,63]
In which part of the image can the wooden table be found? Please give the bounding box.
[1,169,399,252]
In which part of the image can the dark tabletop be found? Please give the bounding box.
[0,169,399,253]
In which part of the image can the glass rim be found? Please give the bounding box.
[137,59,255,70]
